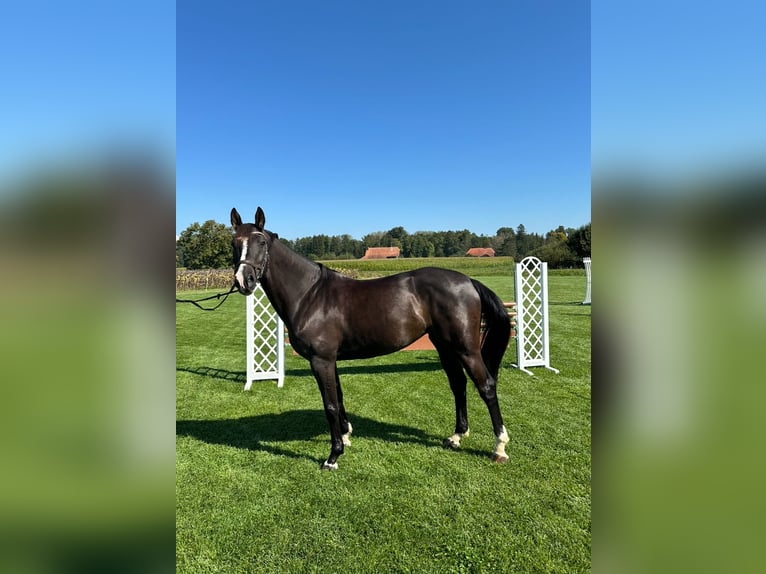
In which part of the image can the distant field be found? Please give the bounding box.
[321,256,515,278]
[177,257,584,291]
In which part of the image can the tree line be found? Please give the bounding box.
[176,221,591,269]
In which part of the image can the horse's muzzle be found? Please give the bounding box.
[234,262,261,294]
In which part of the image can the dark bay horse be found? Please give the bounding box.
[231,207,512,470]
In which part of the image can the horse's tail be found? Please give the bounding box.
[471,279,511,380]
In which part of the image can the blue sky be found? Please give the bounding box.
[0,2,175,179]
[177,1,590,239]
[4,2,763,241]
[592,0,766,179]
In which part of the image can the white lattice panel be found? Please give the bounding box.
[245,283,285,389]
[513,256,559,375]
[582,257,591,305]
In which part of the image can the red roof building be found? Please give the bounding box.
[361,247,400,259]
[466,247,495,257]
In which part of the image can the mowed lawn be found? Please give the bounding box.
[176,271,591,573]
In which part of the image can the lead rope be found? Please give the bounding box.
[176,282,238,311]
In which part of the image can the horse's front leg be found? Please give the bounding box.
[310,356,344,470]
[335,371,353,446]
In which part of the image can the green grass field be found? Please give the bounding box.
[176,271,591,573]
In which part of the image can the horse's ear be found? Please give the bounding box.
[230,208,242,228]
[255,207,265,231]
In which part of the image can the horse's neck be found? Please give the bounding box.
[260,238,322,326]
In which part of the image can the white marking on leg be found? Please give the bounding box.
[493,425,509,461]
[447,428,469,448]
[342,422,353,446]
[321,460,338,471]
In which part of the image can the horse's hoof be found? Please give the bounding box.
[443,438,460,450]
[320,461,339,471]
[491,453,509,464]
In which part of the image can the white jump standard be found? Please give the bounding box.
[582,257,591,305]
[245,283,285,389]
[513,256,559,375]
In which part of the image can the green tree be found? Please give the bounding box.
[548,225,568,243]
[493,227,516,257]
[515,224,527,259]
[567,223,591,259]
[431,233,445,257]
[442,231,459,256]
[387,226,408,241]
[475,235,492,248]
[528,239,577,268]
[409,233,434,257]
[529,225,577,268]
[362,231,385,249]
[176,220,233,269]
[310,235,327,259]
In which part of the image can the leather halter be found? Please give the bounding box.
[238,231,270,282]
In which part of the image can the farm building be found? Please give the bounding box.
[466,247,495,257]
[361,247,400,259]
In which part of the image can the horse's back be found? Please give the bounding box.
[407,267,477,293]
[351,266,479,316]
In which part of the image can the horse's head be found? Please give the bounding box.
[230,207,271,295]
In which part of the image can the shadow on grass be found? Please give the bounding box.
[286,357,443,378]
[176,409,443,464]
[178,366,246,383]
[177,356,443,385]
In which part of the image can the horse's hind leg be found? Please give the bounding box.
[461,352,510,463]
[435,345,470,450]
